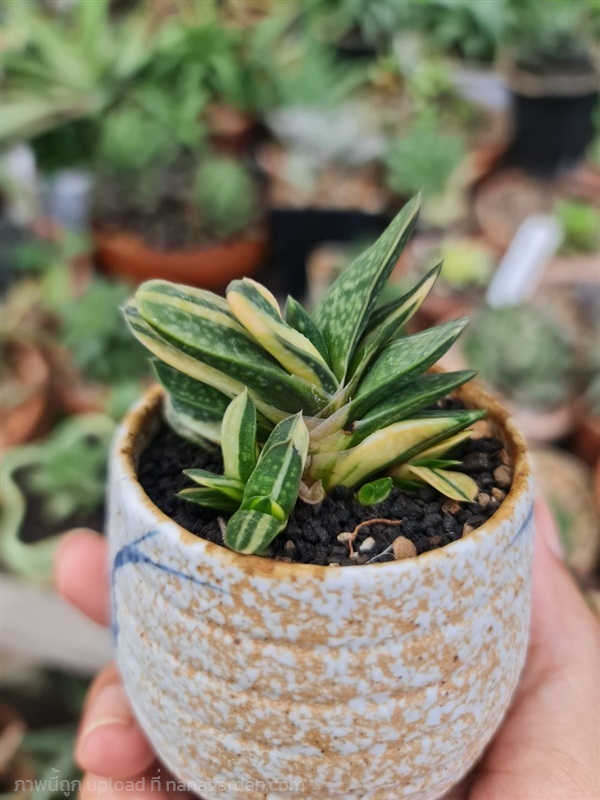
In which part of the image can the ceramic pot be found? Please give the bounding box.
[109,383,534,800]
[94,228,268,291]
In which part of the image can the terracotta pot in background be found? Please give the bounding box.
[205,103,255,155]
[94,228,268,291]
[109,382,533,800]
[0,341,51,450]
[572,409,600,467]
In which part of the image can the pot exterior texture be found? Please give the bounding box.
[109,388,534,800]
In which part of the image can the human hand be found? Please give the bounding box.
[55,502,600,799]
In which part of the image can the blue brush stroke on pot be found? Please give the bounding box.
[111,530,228,639]
[509,502,534,547]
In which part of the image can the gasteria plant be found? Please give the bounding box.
[125,197,483,554]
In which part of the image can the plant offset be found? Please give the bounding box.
[126,197,485,555]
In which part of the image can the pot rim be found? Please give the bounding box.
[113,379,532,581]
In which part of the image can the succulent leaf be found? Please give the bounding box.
[227,279,338,393]
[349,263,443,381]
[357,477,393,506]
[351,318,469,418]
[225,414,309,554]
[177,487,241,513]
[310,410,484,489]
[313,195,420,381]
[183,469,244,499]
[164,396,223,446]
[347,371,476,445]
[284,296,330,363]
[152,360,231,419]
[135,281,327,414]
[392,465,479,503]
[221,390,257,483]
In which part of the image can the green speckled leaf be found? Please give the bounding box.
[351,318,469,418]
[284,296,330,363]
[357,477,393,506]
[178,487,241,513]
[312,196,420,381]
[136,280,327,414]
[164,396,223,446]
[348,371,476,445]
[349,263,442,381]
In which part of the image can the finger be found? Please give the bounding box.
[54,529,110,626]
[76,663,155,779]
[528,500,599,680]
[80,766,195,799]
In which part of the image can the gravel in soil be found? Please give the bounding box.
[138,417,511,567]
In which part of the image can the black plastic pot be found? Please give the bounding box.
[269,208,386,301]
[509,90,598,176]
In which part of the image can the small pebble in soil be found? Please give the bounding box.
[392,536,418,560]
[138,420,512,567]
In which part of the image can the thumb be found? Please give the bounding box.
[470,500,600,800]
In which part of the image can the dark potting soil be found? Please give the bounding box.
[14,468,105,544]
[138,406,512,567]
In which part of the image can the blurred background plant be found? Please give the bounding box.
[0,0,599,785]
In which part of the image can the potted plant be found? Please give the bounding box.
[0,413,114,582]
[383,113,468,228]
[573,344,600,467]
[109,197,533,799]
[503,2,600,176]
[461,303,575,442]
[50,276,151,417]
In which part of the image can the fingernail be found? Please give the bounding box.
[78,683,133,748]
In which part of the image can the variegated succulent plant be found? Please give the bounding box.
[125,197,484,554]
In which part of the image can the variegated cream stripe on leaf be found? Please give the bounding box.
[351,318,469,418]
[411,430,474,461]
[177,487,241,514]
[312,195,420,381]
[224,509,285,555]
[393,464,479,503]
[221,391,258,483]
[164,396,223,446]
[124,302,244,399]
[135,283,328,414]
[151,360,231,417]
[227,279,338,393]
[347,371,476,445]
[284,296,330,363]
[309,411,484,489]
[348,263,443,382]
[183,469,244,499]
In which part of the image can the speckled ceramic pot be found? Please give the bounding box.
[109,383,534,800]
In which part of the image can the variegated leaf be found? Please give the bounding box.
[227,279,337,393]
[151,359,231,419]
[284,296,330,363]
[348,263,442,381]
[350,318,469,418]
[411,430,473,461]
[164,395,223,446]
[346,371,476,446]
[224,509,285,555]
[308,410,484,489]
[312,195,420,381]
[221,390,257,483]
[135,281,327,414]
[225,414,309,554]
[356,477,393,506]
[393,465,479,503]
[183,469,244,500]
[177,487,241,513]
[124,301,244,399]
